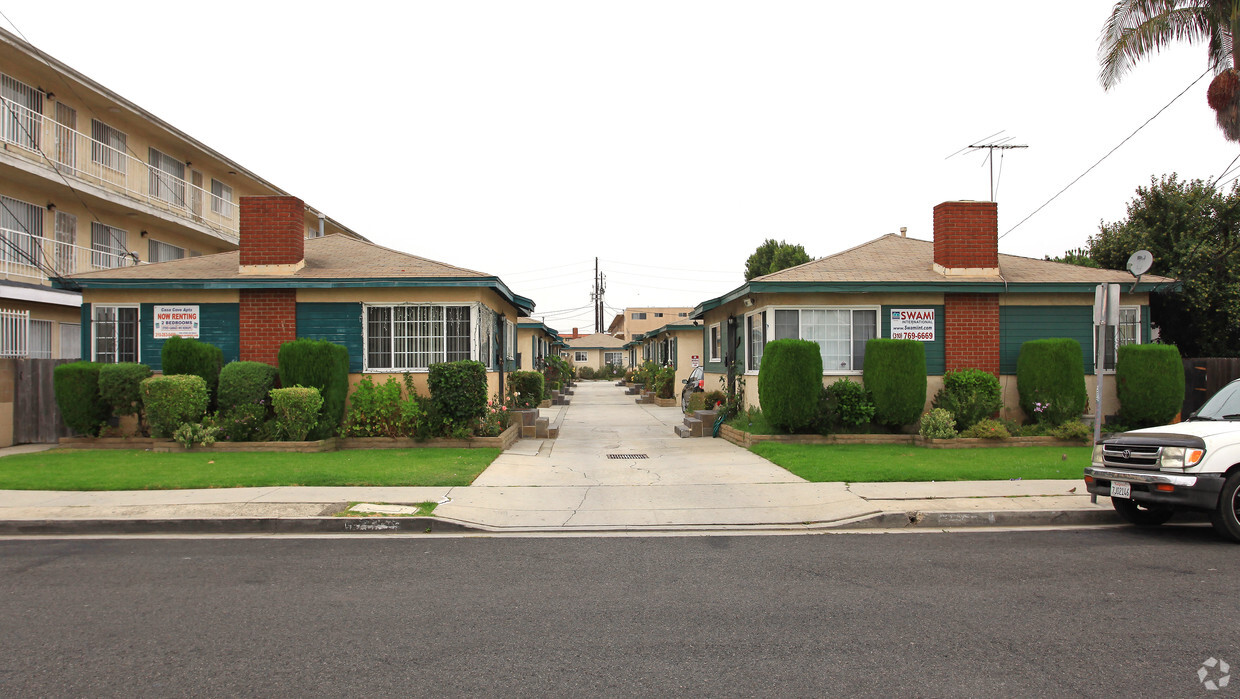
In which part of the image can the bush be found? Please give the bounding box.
[341,374,424,438]
[270,386,323,441]
[1017,339,1088,425]
[278,339,350,440]
[214,361,279,441]
[654,366,676,399]
[141,374,208,438]
[98,363,151,418]
[507,371,545,410]
[161,336,224,407]
[919,408,957,439]
[428,360,488,427]
[826,379,876,429]
[758,339,823,433]
[1049,420,1093,443]
[932,369,1001,430]
[544,355,571,388]
[53,362,109,436]
[960,418,1011,440]
[863,339,926,428]
[173,422,219,449]
[578,365,597,380]
[1116,344,1185,427]
[687,392,707,412]
[807,386,834,436]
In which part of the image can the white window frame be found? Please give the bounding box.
[505,319,516,361]
[745,305,880,375]
[574,351,588,363]
[1101,306,1142,373]
[362,302,477,372]
[631,312,646,320]
[92,304,140,364]
[604,351,622,366]
[28,318,52,359]
[59,322,81,360]
[709,323,721,362]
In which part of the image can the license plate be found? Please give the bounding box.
[1111,481,1131,499]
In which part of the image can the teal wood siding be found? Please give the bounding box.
[139,303,240,371]
[80,303,90,361]
[297,302,364,372]
[999,305,1093,375]
[881,305,945,375]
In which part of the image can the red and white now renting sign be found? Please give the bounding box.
[153,305,200,339]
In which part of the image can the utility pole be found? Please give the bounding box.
[590,257,606,333]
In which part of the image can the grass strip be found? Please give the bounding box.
[0,449,499,491]
[750,442,1091,482]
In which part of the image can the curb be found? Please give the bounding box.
[0,508,1122,535]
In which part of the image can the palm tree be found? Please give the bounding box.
[1098,1,1240,140]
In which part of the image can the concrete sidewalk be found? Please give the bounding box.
[0,381,1114,534]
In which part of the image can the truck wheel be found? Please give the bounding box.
[1209,471,1240,543]
[1112,497,1174,526]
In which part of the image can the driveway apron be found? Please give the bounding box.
[435,382,876,529]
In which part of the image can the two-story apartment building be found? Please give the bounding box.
[606,307,693,341]
[0,27,360,360]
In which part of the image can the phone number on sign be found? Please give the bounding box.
[892,332,934,341]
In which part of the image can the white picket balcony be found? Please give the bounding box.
[0,225,137,285]
[1,97,239,238]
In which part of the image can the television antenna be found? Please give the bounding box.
[946,131,1028,201]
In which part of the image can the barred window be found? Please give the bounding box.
[93,305,138,363]
[148,239,185,263]
[365,304,472,371]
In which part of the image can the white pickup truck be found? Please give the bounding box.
[1085,378,1240,541]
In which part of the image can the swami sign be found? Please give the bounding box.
[153,305,200,339]
[890,309,935,341]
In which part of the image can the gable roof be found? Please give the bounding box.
[694,234,1176,317]
[58,234,535,314]
[566,333,626,349]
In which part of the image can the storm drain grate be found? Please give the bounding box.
[606,453,649,460]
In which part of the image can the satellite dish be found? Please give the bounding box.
[1126,250,1153,277]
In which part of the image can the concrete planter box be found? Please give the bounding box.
[653,397,678,408]
[58,436,162,450]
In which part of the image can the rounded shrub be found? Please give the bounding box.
[758,339,823,433]
[507,371,545,409]
[1016,339,1088,425]
[98,362,152,418]
[277,339,350,440]
[919,408,957,439]
[960,418,1011,440]
[216,361,279,441]
[428,360,488,426]
[863,339,927,428]
[270,386,324,441]
[932,368,1002,430]
[1116,344,1185,427]
[826,379,876,429]
[578,365,596,380]
[161,336,224,407]
[53,361,108,436]
[141,374,208,438]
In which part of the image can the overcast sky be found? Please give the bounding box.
[4,2,1233,331]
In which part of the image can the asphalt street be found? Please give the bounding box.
[0,526,1236,697]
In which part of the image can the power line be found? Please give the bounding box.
[1000,65,1213,240]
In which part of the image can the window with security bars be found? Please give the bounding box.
[148,239,185,263]
[1103,307,1141,371]
[91,222,128,268]
[365,304,472,371]
[604,351,622,366]
[0,194,44,266]
[1,74,43,151]
[148,148,186,205]
[90,119,127,172]
[93,306,138,363]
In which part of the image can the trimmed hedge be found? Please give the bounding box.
[277,339,350,440]
[863,339,927,428]
[97,362,151,418]
[508,371,545,409]
[53,361,108,436]
[271,386,324,441]
[1116,344,1185,427]
[428,360,489,426]
[758,339,823,433]
[141,374,208,438]
[161,336,224,407]
[1016,338,1088,425]
[217,361,279,442]
[932,368,1002,430]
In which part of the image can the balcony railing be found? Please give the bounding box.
[0,225,137,285]
[1,97,239,239]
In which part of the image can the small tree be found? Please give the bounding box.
[1017,339,1088,425]
[1116,344,1185,427]
[744,239,812,281]
[863,339,926,428]
[277,339,350,440]
[758,339,823,433]
[53,362,108,436]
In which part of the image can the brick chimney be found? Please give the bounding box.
[239,195,305,275]
[933,201,998,276]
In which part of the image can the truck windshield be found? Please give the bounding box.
[1194,381,1240,421]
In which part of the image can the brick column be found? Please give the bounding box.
[239,289,297,365]
[944,293,999,375]
[933,201,999,272]
[239,196,305,267]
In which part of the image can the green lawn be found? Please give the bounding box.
[0,449,500,491]
[750,443,1092,482]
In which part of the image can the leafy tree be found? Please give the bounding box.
[1098,1,1240,140]
[744,239,811,281]
[1078,174,1240,357]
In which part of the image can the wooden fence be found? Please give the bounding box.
[1183,358,1240,416]
[8,358,74,445]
